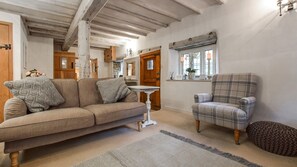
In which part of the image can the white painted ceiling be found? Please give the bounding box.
[0,0,225,50]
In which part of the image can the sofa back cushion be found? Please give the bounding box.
[212,73,257,105]
[78,78,111,107]
[51,79,80,108]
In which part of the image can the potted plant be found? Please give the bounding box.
[186,67,196,80]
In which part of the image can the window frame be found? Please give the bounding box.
[179,45,217,77]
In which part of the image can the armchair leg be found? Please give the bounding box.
[137,121,142,132]
[10,151,19,167]
[196,120,200,133]
[234,129,240,145]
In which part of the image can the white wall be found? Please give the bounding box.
[69,47,112,78]
[128,0,297,128]
[27,36,54,78]
[0,11,27,80]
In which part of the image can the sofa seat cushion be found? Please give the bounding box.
[84,102,146,125]
[192,102,248,130]
[0,107,94,142]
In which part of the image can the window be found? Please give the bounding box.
[179,45,217,77]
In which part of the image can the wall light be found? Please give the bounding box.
[278,0,297,16]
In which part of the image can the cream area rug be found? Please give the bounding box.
[74,130,260,167]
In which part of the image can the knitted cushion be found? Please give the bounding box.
[247,121,297,156]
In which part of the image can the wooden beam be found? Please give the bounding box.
[30,32,65,40]
[172,0,201,14]
[2,0,77,16]
[92,21,147,36]
[21,16,30,36]
[73,44,107,50]
[91,26,139,39]
[78,20,91,79]
[90,36,126,46]
[62,0,109,51]
[29,27,66,36]
[123,0,181,22]
[105,4,168,28]
[95,15,156,32]
[24,16,70,28]
[0,1,73,23]
[27,22,68,33]
[215,0,225,5]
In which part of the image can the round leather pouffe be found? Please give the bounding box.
[246,121,297,156]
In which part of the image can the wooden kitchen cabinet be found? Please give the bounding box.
[104,46,116,62]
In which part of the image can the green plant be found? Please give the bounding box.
[186,67,196,73]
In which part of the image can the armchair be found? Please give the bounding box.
[192,73,257,144]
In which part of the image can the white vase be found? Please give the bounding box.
[188,73,195,80]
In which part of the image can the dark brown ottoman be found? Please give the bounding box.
[246,121,297,156]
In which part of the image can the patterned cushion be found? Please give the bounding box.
[212,73,257,105]
[4,77,65,112]
[192,102,249,130]
[96,78,131,104]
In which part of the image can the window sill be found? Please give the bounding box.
[166,79,211,82]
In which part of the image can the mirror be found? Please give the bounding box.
[61,57,67,69]
[127,62,135,77]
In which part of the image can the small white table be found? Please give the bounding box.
[128,85,160,128]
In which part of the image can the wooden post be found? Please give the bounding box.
[10,152,19,167]
[196,120,200,133]
[78,20,91,79]
[234,129,240,145]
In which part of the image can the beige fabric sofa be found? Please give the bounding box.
[0,78,146,167]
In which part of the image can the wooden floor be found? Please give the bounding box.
[0,109,296,167]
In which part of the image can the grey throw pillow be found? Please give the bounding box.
[96,78,131,104]
[4,77,65,112]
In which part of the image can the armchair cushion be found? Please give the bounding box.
[194,93,213,103]
[192,102,249,130]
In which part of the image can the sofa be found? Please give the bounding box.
[0,78,147,167]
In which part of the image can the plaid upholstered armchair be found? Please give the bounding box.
[192,73,257,144]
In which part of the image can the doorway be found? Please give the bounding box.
[0,21,13,123]
[140,50,161,110]
[90,58,98,78]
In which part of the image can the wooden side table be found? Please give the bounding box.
[128,86,160,128]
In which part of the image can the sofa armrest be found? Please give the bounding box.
[4,97,27,120]
[239,97,256,117]
[194,93,213,103]
[119,91,138,102]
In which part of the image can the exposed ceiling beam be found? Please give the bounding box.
[105,4,168,28]
[91,27,139,39]
[90,36,127,46]
[215,0,225,5]
[62,0,109,51]
[0,1,72,23]
[29,27,66,37]
[21,16,30,36]
[73,43,108,50]
[30,32,65,40]
[123,0,181,22]
[172,0,201,14]
[96,15,156,33]
[38,0,78,10]
[2,0,76,16]
[92,21,147,36]
[27,21,68,33]
[24,16,70,28]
